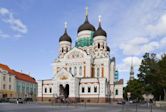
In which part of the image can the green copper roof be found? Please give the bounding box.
[75,31,94,47]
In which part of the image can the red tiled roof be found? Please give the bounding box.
[0,63,37,84]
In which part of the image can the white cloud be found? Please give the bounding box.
[14,34,23,38]
[160,37,166,46]
[118,56,142,72]
[4,17,28,33]
[0,7,28,38]
[128,37,149,45]
[146,14,166,37]
[141,41,159,52]
[0,8,9,15]
[120,37,160,56]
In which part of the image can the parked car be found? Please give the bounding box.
[17,98,24,104]
[117,100,125,104]
[9,98,24,104]
[9,98,18,103]
[24,98,33,103]
[0,98,9,103]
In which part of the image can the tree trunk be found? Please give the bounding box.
[164,89,166,101]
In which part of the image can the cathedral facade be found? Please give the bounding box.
[37,8,123,103]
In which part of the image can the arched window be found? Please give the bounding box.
[94,86,97,93]
[97,68,100,77]
[98,43,100,48]
[79,66,82,76]
[69,67,72,73]
[62,48,64,53]
[45,88,47,93]
[49,88,52,93]
[66,47,68,52]
[74,67,77,76]
[88,87,91,93]
[115,89,118,95]
[82,87,85,93]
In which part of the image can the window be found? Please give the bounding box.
[49,88,52,93]
[66,47,68,52]
[3,84,5,89]
[97,68,100,77]
[17,85,20,93]
[82,87,85,93]
[74,67,77,76]
[79,66,82,76]
[45,88,47,93]
[9,85,11,90]
[26,87,29,93]
[98,43,100,48]
[22,87,25,93]
[88,87,91,93]
[9,77,11,82]
[94,86,97,93]
[69,67,72,73]
[3,76,5,81]
[62,48,64,52]
[115,89,118,95]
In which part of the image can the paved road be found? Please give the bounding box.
[0,103,165,112]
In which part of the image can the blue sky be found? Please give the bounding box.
[0,0,166,85]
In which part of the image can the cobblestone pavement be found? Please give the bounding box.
[0,103,166,112]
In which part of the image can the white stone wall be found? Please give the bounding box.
[37,79,53,97]
[114,84,123,99]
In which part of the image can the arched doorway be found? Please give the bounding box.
[59,84,64,97]
[64,84,69,98]
[59,84,69,98]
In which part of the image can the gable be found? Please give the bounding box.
[64,47,88,59]
[55,68,73,81]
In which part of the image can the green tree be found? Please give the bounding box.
[137,53,166,100]
[158,54,166,100]
[124,79,144,100]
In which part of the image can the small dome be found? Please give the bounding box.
[77,16,95,33]
[107,46,110,51]
[59,29,72,42]
[94,24,107,37]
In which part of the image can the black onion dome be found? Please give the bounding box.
[77,16,96,33]
[107,46,110,51]
[93,23,107,37]
[59,29,72,42]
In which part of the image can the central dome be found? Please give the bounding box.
[77,16,95,33]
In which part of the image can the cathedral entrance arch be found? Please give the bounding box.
[59,84,69,98]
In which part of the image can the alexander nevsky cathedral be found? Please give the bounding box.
[37,7,123,103]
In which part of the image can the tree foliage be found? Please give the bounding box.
[125,53,166,101]
[124,79,144,100]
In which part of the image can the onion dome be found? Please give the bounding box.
[94,16,107,37]
[77,7,95,33]
[59,22,72,42]
[107,46,110,51]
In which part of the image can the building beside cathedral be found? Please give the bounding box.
[37,8,123,103]
[0,64,37,100]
